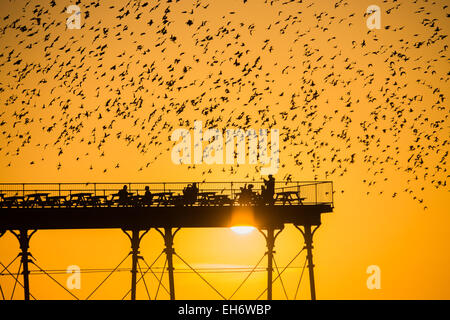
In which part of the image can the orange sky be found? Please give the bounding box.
[0,0,449,299]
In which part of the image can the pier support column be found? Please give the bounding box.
[123,229,149,300]
[295,224,320,300]
[259,227,283,300]
[11,229,36,301]
[156,227,180,300]
[165,228,176,300]
[266,227,274,300]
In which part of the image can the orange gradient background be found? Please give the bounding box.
[0,0,449,299]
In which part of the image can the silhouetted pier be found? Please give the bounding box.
[0,181,333,300]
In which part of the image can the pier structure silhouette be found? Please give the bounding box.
[0,180,333,300]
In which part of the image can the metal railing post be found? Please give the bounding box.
[315,183,318,205]
[331,182,334,207]
[230,182,233,200]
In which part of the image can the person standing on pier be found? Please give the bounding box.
[143,186,153,206]
[118,185,129,206]
[263,175,275,205]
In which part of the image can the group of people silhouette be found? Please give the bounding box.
[239,175,275,205]
[116,175,275,207]
[117,185,153,206]
[183,182,199,205]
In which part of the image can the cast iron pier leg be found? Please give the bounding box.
[259,227,282,300]
[123,229,149,300]
[156,227,180,300]
[11,229,36,300]
[295,224,320,300]
[304,225,316,300]
[266,227,275,300]
[164,228,176,300]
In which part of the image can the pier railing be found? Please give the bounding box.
[0,181,333,208]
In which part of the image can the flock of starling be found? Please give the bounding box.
[0,0,448,208]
